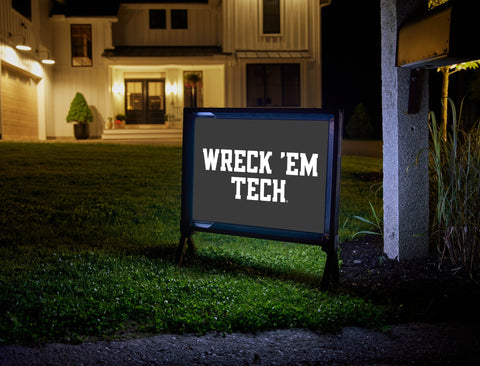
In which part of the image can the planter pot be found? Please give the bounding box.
[74,123,89,140]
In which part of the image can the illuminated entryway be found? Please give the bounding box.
[125,79,166,124]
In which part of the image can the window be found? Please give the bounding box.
[263,0,280,34]
[71,25,92,67]
[171,9,188,29]
[184,71,203,108]
[12,0,31,20]
[247,64,300,107]
[149,9,166,29]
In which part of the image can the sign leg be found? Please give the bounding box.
[320,245,339,291]
[176,234,197,266]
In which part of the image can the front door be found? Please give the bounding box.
[125,79,165,124]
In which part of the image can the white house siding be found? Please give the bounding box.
[223,0,311,52]
[202,67,225,107]
[222,0,323,108]
[50,18,115,138]
[113,3,221,46]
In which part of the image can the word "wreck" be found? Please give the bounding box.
[203,148,273,174]
[202,148,319,177]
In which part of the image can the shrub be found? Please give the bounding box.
[345,103,374,140]
[429,99,480,279]
[66,93,93,124]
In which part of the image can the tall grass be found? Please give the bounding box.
[429,99,480,279]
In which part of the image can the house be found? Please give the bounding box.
[0,0,331,142]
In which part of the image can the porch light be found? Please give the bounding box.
[112,83,125,95]
[166,82,178,95]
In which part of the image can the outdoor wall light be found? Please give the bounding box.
[16,42,31,51]
[36,50,55,65]
[112,83,124,95]
[8,32,32,51]
[9,23,32,51]
[166,82,178,96]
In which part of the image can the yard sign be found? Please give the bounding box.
[178,108,342,289]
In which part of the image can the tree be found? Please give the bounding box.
[66,92,93,124]
[437,61,480,141]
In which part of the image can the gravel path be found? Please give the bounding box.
[2,322,479,365]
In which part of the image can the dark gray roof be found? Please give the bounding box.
[102,46,224,58]
[51,0,209,17]
[51,0,120,17]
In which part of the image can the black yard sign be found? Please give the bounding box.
[178,108,342,289]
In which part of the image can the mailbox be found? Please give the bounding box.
[397,1,480,68]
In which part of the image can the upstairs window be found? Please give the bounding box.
[149,9,166,29]
[12,0,31,20]
[71,24,92,67]
[171,9,188,29]
[262,0,281,34]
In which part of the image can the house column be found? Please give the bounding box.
[381,0,429,260]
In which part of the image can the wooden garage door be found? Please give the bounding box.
[1,65,38,140]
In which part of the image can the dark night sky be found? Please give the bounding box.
[322,0,382,139]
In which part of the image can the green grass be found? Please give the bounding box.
[0,142,383,344]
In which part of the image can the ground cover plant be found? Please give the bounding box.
[0,143,384,344]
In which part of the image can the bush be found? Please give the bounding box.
[345,103,374,140]
[429,99,480,279]
[66,93,93,124]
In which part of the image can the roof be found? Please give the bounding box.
[51,0,209,17]
[102,46,224,58]
[51,0,120,17]
[236,51,312,59]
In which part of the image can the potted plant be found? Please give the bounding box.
[66,92,93,139]
[115,114,126,128]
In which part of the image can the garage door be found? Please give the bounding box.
[1,64,38,140]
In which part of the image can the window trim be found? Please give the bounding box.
[259,0,284,37]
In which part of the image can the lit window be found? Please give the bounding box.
[150,9,166,29]
[71,25,92,67]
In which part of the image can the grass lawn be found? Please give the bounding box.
[0,142,383,344]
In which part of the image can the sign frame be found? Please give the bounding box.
[178,108,342,289]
